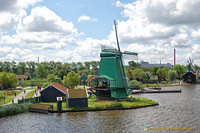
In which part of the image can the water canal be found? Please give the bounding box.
[0,85,200,133]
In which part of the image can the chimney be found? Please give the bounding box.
[174,49,176,66]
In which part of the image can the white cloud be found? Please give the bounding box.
[0,0,41,32]
[0,47,36,62]
[78,15,98,23]
[111,0,200,65]
[1,6,79,50]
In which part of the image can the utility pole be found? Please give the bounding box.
[38,57,39,64]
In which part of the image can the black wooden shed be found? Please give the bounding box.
[40,82,69,102]
[183,72,196,84]
[66,89,88,108]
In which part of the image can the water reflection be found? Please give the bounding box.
[0,85,200,132]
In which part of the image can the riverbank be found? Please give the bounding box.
[143,83,191,88]
[0,103,32,117]
[41,96,158,112]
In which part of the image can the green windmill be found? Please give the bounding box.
[91,20,138,100]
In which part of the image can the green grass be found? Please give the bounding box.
[40,96,158,111]
[0,90,23,105]
[25,91,35,99]
[15,90,23,95]
[25,87,37,90]
[40,102,67,110]
[0,103,32,117]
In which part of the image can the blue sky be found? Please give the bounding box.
[1,0,200,65]
[41,0,129,39]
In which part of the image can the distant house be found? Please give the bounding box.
[17,75,29,81]
[66,89,88,108]
[40,82,70,102]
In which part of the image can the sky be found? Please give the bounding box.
[1,0,200,65]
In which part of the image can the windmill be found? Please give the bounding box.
[183,57,200,84]
[90,20,138,99]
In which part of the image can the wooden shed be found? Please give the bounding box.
[183,72,196,84]
[66,89,88,108]
[40,82,69,102]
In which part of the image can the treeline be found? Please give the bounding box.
[126,61,200,83]
[0,61,99,80]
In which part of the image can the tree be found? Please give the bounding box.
[10,61,17,74]
[173,64,185,79]
[63,71,79,89]
[36,64,48,78]
[26,61,36,78]
[47,74,57,82]
[128,61,140,68]
[2,61,11,73]
[84,62,91,70]
[132,69,147,81]
[168,70,178,82]
[194,64,200,70]
[0,72,9,89]
[0,72,17,89]
[17,62,27,75]
[71,62,78,73]
[156,68,168,81]
[152,66,159,75]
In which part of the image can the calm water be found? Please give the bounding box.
[0,85,200,133]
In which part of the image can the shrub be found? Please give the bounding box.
[130,80,144,90]
[0,103,32,117]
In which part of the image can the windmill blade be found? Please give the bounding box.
[122,51,138,56]
[122,51,138,60]
[114,20,121,52]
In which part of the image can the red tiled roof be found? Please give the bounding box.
[52,82,69,94]
[87,75,98,82]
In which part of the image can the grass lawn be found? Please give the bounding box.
[143,83,190,87]
[40,102,67,110]
[0,90,23,105]
[25,91,35,99]
[40,96,158,111]
[25,87,37,90]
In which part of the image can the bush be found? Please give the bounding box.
[0,103,32,117]
[130,80,144,90]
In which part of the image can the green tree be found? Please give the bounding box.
[63,71,79,89]
[194,64,200,70]
[168,70,178,82]
[0,72,9,89]
[132,69,147,81]
[10,61,17,74]
[173,64,185,79]
[2,61,11,73]
[152,66,159,75]
[84,61,91,70]
[6,73,18,88]
[156,68,168,81]
[17,62,27,75]
[26,61,36,78]
[36,64,48,78]
[47,74,57,82]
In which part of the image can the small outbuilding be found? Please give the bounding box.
[40,82,69,102]
[66,89,88,108]
[183,72,196,84]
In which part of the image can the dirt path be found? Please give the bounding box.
[9,90,34,104]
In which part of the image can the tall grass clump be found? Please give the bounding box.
[0,103,32,117]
